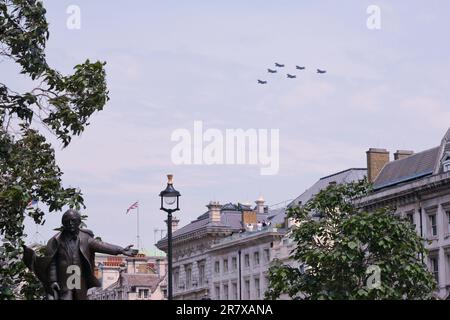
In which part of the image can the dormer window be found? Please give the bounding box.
[441,152,450,173]
[444,160,450,173]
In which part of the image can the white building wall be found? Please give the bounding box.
[393,193,450,298]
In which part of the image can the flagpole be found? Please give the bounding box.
[137,201,140,252]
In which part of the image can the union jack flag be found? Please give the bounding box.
[27,199,38,208]
[126,201,139,214]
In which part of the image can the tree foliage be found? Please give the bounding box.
[0,0,109,299]
[265,180,436,300]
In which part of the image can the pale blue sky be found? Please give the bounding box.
[8,0,450,251]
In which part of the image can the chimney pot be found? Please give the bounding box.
[394,150,414,161]
[255,196,265,214]
[207,201,222,223]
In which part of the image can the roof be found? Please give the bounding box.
[120,274,161,289]
[267,207,286,225]
[157,202,271,246]
[288,168,367,208]
[373,147,440,190]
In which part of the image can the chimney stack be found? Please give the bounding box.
[394,150,414,161]
[207,201,222,223]
[255,195,265,214]
[242,209,257,226]
[165,216,180,232]
[366,148,390,183]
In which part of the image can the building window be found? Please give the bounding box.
[138,288,149,299]
[232,257,237,270]
[244,254,250,268]
[430,257,439,283]
[232,282,238,299]
[429,214,437,236]
[215,285,220,300]
[406,212,414,226]
[223,259,228,273]
[254,277,260,299]
[254,252,260,265]
[174,268,180,290]
[443,160,450,172]
[446,211,450,234]
[198,263,205,286]
[264,249,270,262]
[185,265,192,289]
[244,280,250,299]
[223,284,229,300]
[215,261,220,274]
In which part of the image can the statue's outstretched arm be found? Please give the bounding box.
[89,238,137,256]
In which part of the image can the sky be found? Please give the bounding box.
[5,0,450,252]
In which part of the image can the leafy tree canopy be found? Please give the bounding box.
[0,0,109,299]
[265,180,436,300]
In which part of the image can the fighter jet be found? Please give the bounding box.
[296,66,305,70]
[275,63,285,67]
[257,79,267,84]
[317,69,327,74]
[287,74,296,79]
[267,69,277,73]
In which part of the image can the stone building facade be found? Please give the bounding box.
[156,198,287,300]
[360,128,450,299]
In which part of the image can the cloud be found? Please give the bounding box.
[400,97,450,130]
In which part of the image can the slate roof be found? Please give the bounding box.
[266,207,286,225]
[102,273,163,294]
[373,147,440,190]
[159,202,272,243]
[288,168,367,208]
[120,274,161,289]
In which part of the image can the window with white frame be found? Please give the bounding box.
[445,163,450,172]
[185,265,192,289]
[254,277,260,298]
[244,254,250,267]
[214,260,220,274]
[215,285,220,299]
[174,268,180,290]
[429,214,437,237]
[198,262,205,286]
[232,282,238,299]
[447,255,450,281]
[223,259,228,273]
[244,279,250,299]
[232,256,237,270]
[446,210,450,234]
[138,288,149,299]
[443,159,450,172]
[264,248,270,262]
[254,251,260,265]
[223,283,229,300]
[430,257,439,283]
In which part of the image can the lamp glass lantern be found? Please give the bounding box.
[159,174,180,212]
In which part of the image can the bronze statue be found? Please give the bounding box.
[23,209,137,300]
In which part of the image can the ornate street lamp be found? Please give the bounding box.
[159,174,180,300]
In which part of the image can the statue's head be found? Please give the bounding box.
[61,209,82,234]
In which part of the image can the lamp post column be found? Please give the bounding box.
[167,210,173,300]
